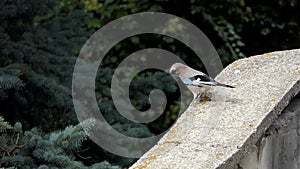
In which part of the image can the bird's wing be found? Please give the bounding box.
[179,67,206,78]
[183,74,218,86]
[175,64,235,88]
[182,78,193,85]
[183,74,235,88]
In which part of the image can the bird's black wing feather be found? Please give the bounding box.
[185,74,235,88]
[191,75,215,82]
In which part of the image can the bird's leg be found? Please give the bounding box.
[193,93,210,102]
[195,94,201,100]
[192,94,201,103]
[200,94,211,102]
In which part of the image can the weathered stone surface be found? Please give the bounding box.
[130,49,300,169]
[239,95,300,169]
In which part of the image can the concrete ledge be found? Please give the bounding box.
[130,49,300,169]
[239,94,300,169]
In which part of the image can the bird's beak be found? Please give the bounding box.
[169,68,175,74]
[169,69,179,80]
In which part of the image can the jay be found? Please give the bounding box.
[169,63,234,99]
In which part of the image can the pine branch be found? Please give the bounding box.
[0,116,12,133]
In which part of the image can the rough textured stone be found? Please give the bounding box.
[239,95,300,169]
[130,49,300,169]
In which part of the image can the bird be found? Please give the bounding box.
[169,63,234,99]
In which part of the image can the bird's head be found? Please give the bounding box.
[169,63,186,75]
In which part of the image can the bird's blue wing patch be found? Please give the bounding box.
[182,78,193,85]
[193,75,214,82]
[183,76,217,86]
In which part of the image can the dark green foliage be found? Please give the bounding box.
[0,116,12,132]
[0,0,90,130]
[188,0,300,65]
[60,0,299,66]
[0,0,156,168]
[0,0,299,168]
[0,117,119,168]
[0,0,120,168]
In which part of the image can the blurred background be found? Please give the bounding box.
[0,0,299,168]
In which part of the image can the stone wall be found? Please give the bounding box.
[239,94,300,169]
[130,49,300,169]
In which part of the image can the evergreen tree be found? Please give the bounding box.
[0,0,171,168]
[1,0,299,168]
[0,116,120,168]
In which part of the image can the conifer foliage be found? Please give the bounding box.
[0,117,119,168]
[0,0,160,168]
[1,0,299,168]
[0,0,122,168]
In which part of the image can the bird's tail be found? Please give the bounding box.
[216,82,235,88]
